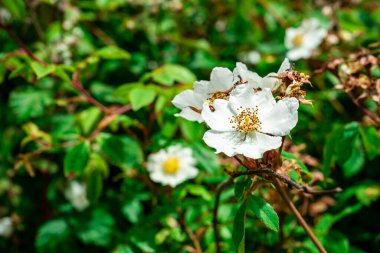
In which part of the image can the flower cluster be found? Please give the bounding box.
[173,59,309,159]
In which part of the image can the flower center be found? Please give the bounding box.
[230,107,261,133]
[292,33,304,47]
[162,157,180,175]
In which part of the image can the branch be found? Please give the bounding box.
[179,211,203,253]
[213,178,233,253]
[225,168,342,195]
[72,72,109,113]
[0,23,46,65]
[272,178,327,253]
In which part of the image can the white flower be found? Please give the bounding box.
[0,217,13,238]
[239,50,261,65]
[64,181,90,211]
[285,18,327,61]
[247,58,290,91]
[172,63,249,122]
[202,87,299,159]
[0,8,12,24]
[147,145,198,187]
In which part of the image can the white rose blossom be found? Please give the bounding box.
[172,63,249,123]
[0,217,13,238]
[285,18,327,61]
[202,86,299,159]
[147,145,198,187]
[64,181,90,211]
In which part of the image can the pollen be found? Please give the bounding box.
[162,157,180,175]
[207,91,229,108]
[292,33,304,47]
[230,106,261,133]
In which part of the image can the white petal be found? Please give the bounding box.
[235,132,282,159]
[230,88,275,113]
[193,80,211,95]
[209,67,234,92]
[202,99,235,131]
[259,97,299,136]
[172,90,205,122]
[277,58,291,73]
[262,73,279,90]
[172,89,204,110]
[203,130,240,157]
[233,62,249,81]
[286,47,312,61]
[175,108,203,123]
[246,71,264,89]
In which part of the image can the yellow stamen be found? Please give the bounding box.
[292,33,304,47]
[230,107,261,133]
[162,157,180,174]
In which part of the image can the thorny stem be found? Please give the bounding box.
[213,178,233,253]
[272,178,327,253]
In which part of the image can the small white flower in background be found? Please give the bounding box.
[65,181,90,211]
[0,217,13,238]
[0,8,12,24]
[147,145,198,187]
[172,63,249,122]
[285,18,327,61]
[238,50,261,65]
[202,87,299,159]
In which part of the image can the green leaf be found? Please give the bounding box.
[35,219,69,252]
[129,87,156,111]
[247,195,279,232]
[342,137,365,178]
[98,134,143,170]
[151,64,196,86]
[323,231,349,253]
[122,198,143,224]
[322,127,342,177]
[64,142,90,176]
[78,209,115,247]
[234,181,246,201]
[179,120,205,141]
[182,184,212,201]
[86,169,103,203]
[9,88,53,122]
[30,62,56,79]
[233,202,246,253]
[77,107,101,135]
[0,62,6,84]
[84,153,108,203]
[2,0,26,19]
[360,126,380,160]
[191,143,220,173]
[335,122,360,165]
[96,46,130,60]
